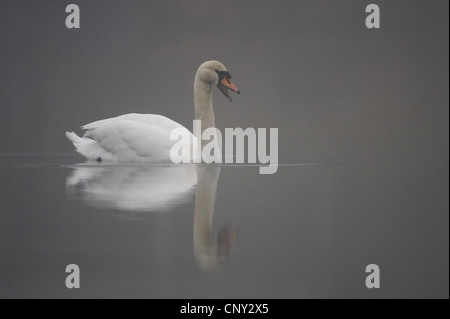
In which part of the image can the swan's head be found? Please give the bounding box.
[196,60,240,102]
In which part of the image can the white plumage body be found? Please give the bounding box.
[66,113,195,163]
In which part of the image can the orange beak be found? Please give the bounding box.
[219,76,240,94]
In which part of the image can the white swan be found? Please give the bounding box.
[65,61,239,162]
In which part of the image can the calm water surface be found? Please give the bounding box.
[0,151,448,298]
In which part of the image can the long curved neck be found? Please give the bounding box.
[194,76,215,135]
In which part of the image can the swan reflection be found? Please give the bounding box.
[66,165,197,212]
[194,165,237,270]
[66,164,236,269]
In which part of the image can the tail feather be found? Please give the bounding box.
[65,131,106,161]
[65,131,84,150]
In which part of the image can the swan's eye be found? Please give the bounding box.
[216,70,231,83]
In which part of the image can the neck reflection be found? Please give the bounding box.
[194,165,236,270]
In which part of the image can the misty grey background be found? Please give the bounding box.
[0,0,448,156]
[0,0,448,298]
